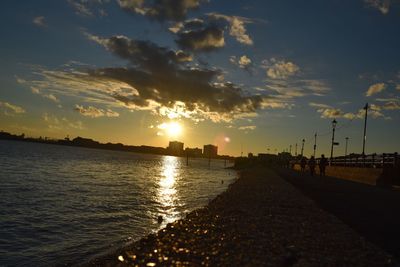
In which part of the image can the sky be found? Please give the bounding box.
[0,0,400,157]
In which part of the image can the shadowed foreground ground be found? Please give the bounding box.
[278,168,400,260]
[85,168,395,266]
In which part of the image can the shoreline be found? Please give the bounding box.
[84,167,395,266]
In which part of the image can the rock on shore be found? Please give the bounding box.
[85,168,395,266]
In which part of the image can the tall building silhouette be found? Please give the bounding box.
[203,144,218,158]
[167,141,184,156]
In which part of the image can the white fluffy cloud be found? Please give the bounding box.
[0,101,26,115]
[311,102,391,120]
[376,99,400,110]
[264,59,300,79]
[366,83,386,96]
[74,104,120,118]
[230,55,252,69]
[31,87,60,103]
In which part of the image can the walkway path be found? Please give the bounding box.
[278,168,400,260]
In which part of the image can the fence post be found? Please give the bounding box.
[394,152,398,167]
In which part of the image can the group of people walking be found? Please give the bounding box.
[300,154,328,177]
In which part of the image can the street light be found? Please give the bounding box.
[345,137,349,165]
[330,119,338,165]
[362,103,369,166]
[300,139,305,157]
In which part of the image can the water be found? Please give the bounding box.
[0,140,237,266]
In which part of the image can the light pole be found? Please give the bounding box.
[300,139,305,158]
[295,143,298,156]
[289,145,292,155]
[345,137,349,165]
[330,119,338,165]
[362,103,369,162]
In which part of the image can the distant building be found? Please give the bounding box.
[72,136,99,147]
[185,147,202,157]
[248,153,254,158]
[167,141,184,156]
[203,144,218,158]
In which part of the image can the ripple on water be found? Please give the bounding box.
[0,140,237,266]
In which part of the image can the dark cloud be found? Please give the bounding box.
[88,34,192,68]
[207,13,253,45]
[175,25,225,51]
[118,0,203,22]
[169,13,253,52]
[80,34,263,120]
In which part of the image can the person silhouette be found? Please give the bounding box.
[319,154,328,177]
[300,157,306,173]
[308,156,316,176]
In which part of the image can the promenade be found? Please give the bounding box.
[86,168,396,266]
[278,168,400,260]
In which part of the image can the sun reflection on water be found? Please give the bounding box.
[157,156,181,225]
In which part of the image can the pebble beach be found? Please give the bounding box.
[85,168,396,266]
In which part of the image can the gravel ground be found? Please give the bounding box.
[84,168,396,266]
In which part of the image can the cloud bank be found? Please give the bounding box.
[26,33,275,123]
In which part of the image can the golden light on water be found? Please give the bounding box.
[157,156,180,225]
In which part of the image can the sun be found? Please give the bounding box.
[166,122,183,137]
[158,122,183,137]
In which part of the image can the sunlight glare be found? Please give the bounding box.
[156,156,180,226]
[158,122,183,137]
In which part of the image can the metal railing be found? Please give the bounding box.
[325,153,399,168]
[291,153,399,169]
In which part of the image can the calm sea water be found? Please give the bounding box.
[0,140,236,266]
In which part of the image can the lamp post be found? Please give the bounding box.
[362,103,369,166]
[345,137,349,165]
[289,145,292,155]
[295,143,298,156]
[300,139,305,158]
[330,119,338,165]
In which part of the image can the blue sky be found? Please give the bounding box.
[1,0,399,156]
